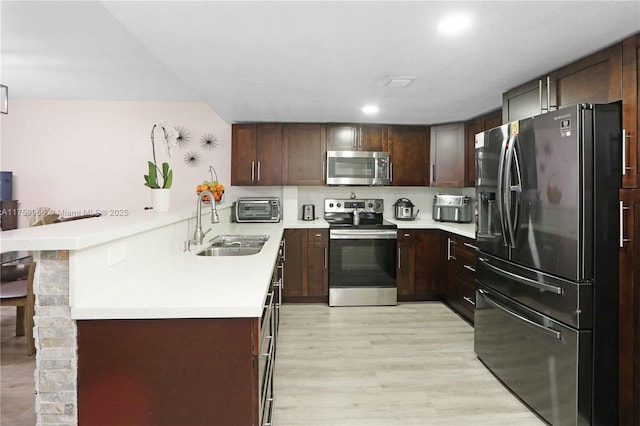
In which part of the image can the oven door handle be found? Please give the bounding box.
[330,229,398,240]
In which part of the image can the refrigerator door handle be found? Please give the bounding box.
[503,134,521,248]
[478,288,562,340]
[478,257,563,294]
[496,132,510,247]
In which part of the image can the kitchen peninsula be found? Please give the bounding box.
[1,203,475,425]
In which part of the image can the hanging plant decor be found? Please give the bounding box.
[200,133,218,151]
[175,126,191,148]
[184,151,201,167]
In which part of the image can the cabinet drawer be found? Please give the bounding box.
[453,279,476,322]
[398,230,416,241]
[308,229,328,242]
[454,256,476,286]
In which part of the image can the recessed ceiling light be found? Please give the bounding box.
[438,15,471,35]
[362,105,379,115]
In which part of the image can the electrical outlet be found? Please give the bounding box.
[108,243,127,266]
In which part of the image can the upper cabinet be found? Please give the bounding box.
[622,34,640,189]
[430,123,465,187]
[231,123,282,186]
[326,124,388,152]
[503,44,623,123]
[387,125,430,186]
[465,109,501,187]
[282,123,327,185]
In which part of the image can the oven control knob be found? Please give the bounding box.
[368,202,373,208]
[329,203,334,208]
[375,202,381,208]
[337,203,341,207]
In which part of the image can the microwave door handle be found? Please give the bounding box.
[496,133,509,247]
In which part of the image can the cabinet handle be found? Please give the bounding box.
[397,247,401,269]
[463,296,476,306]
[463,242,478,251]
[622,129,632,176]
[257,161,261,181]
[431,164,435,182]
[282,239,286,262]
[322,160,325,183]
[324,247,328,270]
[538,79,544,114]
[390,163,393,183]
[546,76,555,111]
[447,238,456,260]
[620,201,631,248]
[251,161,255,181]
[463,264,476,272]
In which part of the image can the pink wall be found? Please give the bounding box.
[0,100,231,228]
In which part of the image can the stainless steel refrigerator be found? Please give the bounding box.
[474,102,621,426]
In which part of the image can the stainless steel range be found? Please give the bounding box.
[324,198,397,307]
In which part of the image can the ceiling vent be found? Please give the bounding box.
[383,76,416,88]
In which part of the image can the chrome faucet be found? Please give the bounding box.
[353,208,360,226]
[193,190,219,245]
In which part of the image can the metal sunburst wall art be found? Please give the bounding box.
[200,133,218,151]
[175,126,191,148]
[184,151,201,167]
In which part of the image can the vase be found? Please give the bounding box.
[151,188,171,212]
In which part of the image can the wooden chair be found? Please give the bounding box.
[1,262,36,355]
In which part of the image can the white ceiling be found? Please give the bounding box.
[2,1,639,125]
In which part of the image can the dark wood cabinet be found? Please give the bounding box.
[465,109,501,187]
[231,123,282,186]
[618,189,640,426]
[502,43,623,123]
[0,200,18,230]
[622,34,640,189]
[282,124,326,185]
[282,228,328,302]
[387,125,430,186]
[307,229,328,297]
[327,123,388,152]
[550,43,622,108]
[430,123,465,187]
[397,229,444,301]
[444,234,477,324]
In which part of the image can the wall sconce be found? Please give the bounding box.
[0,85,7,114]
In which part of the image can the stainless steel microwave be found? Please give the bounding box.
[234,197,281,223]
[326,151,391,186]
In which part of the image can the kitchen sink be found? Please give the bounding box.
[208,234,270,248]
[196,235,270,256]
[196,246,262,256]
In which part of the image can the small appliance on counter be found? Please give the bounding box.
[432,195,472,223]
[232,197,281,223]
[302,204,315,221]
[393,198,419,220]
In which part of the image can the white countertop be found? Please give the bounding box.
[72,221,285,319]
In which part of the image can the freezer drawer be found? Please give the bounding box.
[475,283,592,426]
[476,252,592,329]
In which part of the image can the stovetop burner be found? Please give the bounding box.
[324,198,396,229]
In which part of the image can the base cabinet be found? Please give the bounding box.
[397,229,444,301]
[78,318,265,426]
[77,255,281,426]
[282,228,328,302]
[444,234,477,324]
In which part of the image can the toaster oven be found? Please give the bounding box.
[234,197,281,223]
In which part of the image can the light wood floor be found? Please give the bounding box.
[274,302,545,426]
[1,303,545,426]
